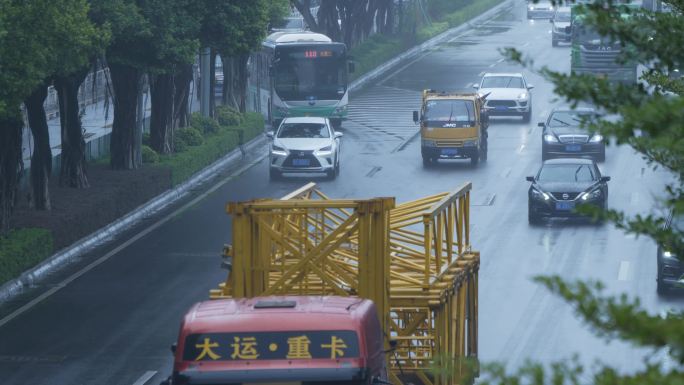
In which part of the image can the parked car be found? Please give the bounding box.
[539,107,605,161]
[527,1,555,19]
[474,72,534,122]
[267,117,342,180]
[657,213,683,294]
[551,6,572,46]
[526,158,610,224]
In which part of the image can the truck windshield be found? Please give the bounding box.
[424,100,475,124]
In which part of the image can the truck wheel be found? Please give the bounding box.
[481,138,488,161]
[422,155,432,167]
[552,39,558,47]
[470,153,479,166]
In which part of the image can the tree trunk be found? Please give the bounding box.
[173,63,193,129]
[24,83,52,210]
[55,68,90,188]
[0,111,24,235]
[210,49,217,115]
[220,54,250,112]
[109,62,142,170]
[149,72,175,154]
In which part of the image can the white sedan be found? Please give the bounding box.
[267,117,342,180]
[474,72,534,122]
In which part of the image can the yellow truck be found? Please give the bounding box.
[162,183,481,385]
[413,90,489,166]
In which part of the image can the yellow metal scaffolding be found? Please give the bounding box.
[210,183,479,385]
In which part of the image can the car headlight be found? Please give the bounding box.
[543,134,559,143]
[517,92,528,100]
[589,134,603,142]
[580,188,602,201]
[271,144,288,156]
[315,145,333,156]
[334,105,347,114]
[528,5,534,10]
[463,139,478,147]
[663,251,677,260]
[422,139,437,147]
[531,188,550,201]
[549,6,554,11]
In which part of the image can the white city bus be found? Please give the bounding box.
[247,31,353,129]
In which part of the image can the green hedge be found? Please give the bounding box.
[350,0,503,81]
[0,228,53,285]
[159,112,264,185]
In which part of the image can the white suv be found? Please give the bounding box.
[474,72,534,122]
[267,117,343,180]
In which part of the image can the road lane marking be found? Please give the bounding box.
[630,192,639,204]
[518,144,526,153]
[478,71,485,77]
[489,63,496,68]
[618,261,630,281]
[0,154,267,329]
[497,58,505,63]
[132,371,157,385]
[522,42,530,47]
[499,167,512,178]
[465,82,473,88]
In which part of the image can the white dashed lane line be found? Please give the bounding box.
[618,261,631,281]
[132,371,157,385]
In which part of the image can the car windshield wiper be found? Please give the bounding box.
[448,103,454,123]
[553,118,571,126]
[574,166,583,182]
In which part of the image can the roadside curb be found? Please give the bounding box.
[0,135,268,302]
[349,0,513,92]
[0,1,513,303]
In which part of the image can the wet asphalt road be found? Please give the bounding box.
[1,1,682,384]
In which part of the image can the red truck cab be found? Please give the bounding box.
[164,296,387,385]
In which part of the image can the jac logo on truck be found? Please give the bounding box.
[184,330,359,361]
[442,123,458,128]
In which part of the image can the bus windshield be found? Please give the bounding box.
[274,45,347,101]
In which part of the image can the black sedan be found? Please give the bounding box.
[526,158,610,224]
[657,213,683,295]
[539,107,605,162]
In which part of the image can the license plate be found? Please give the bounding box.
[441,148,459,156]
[495,106,508,110]
[556,201,575,211]
[292,158,310,166]
[565,144,581,152]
